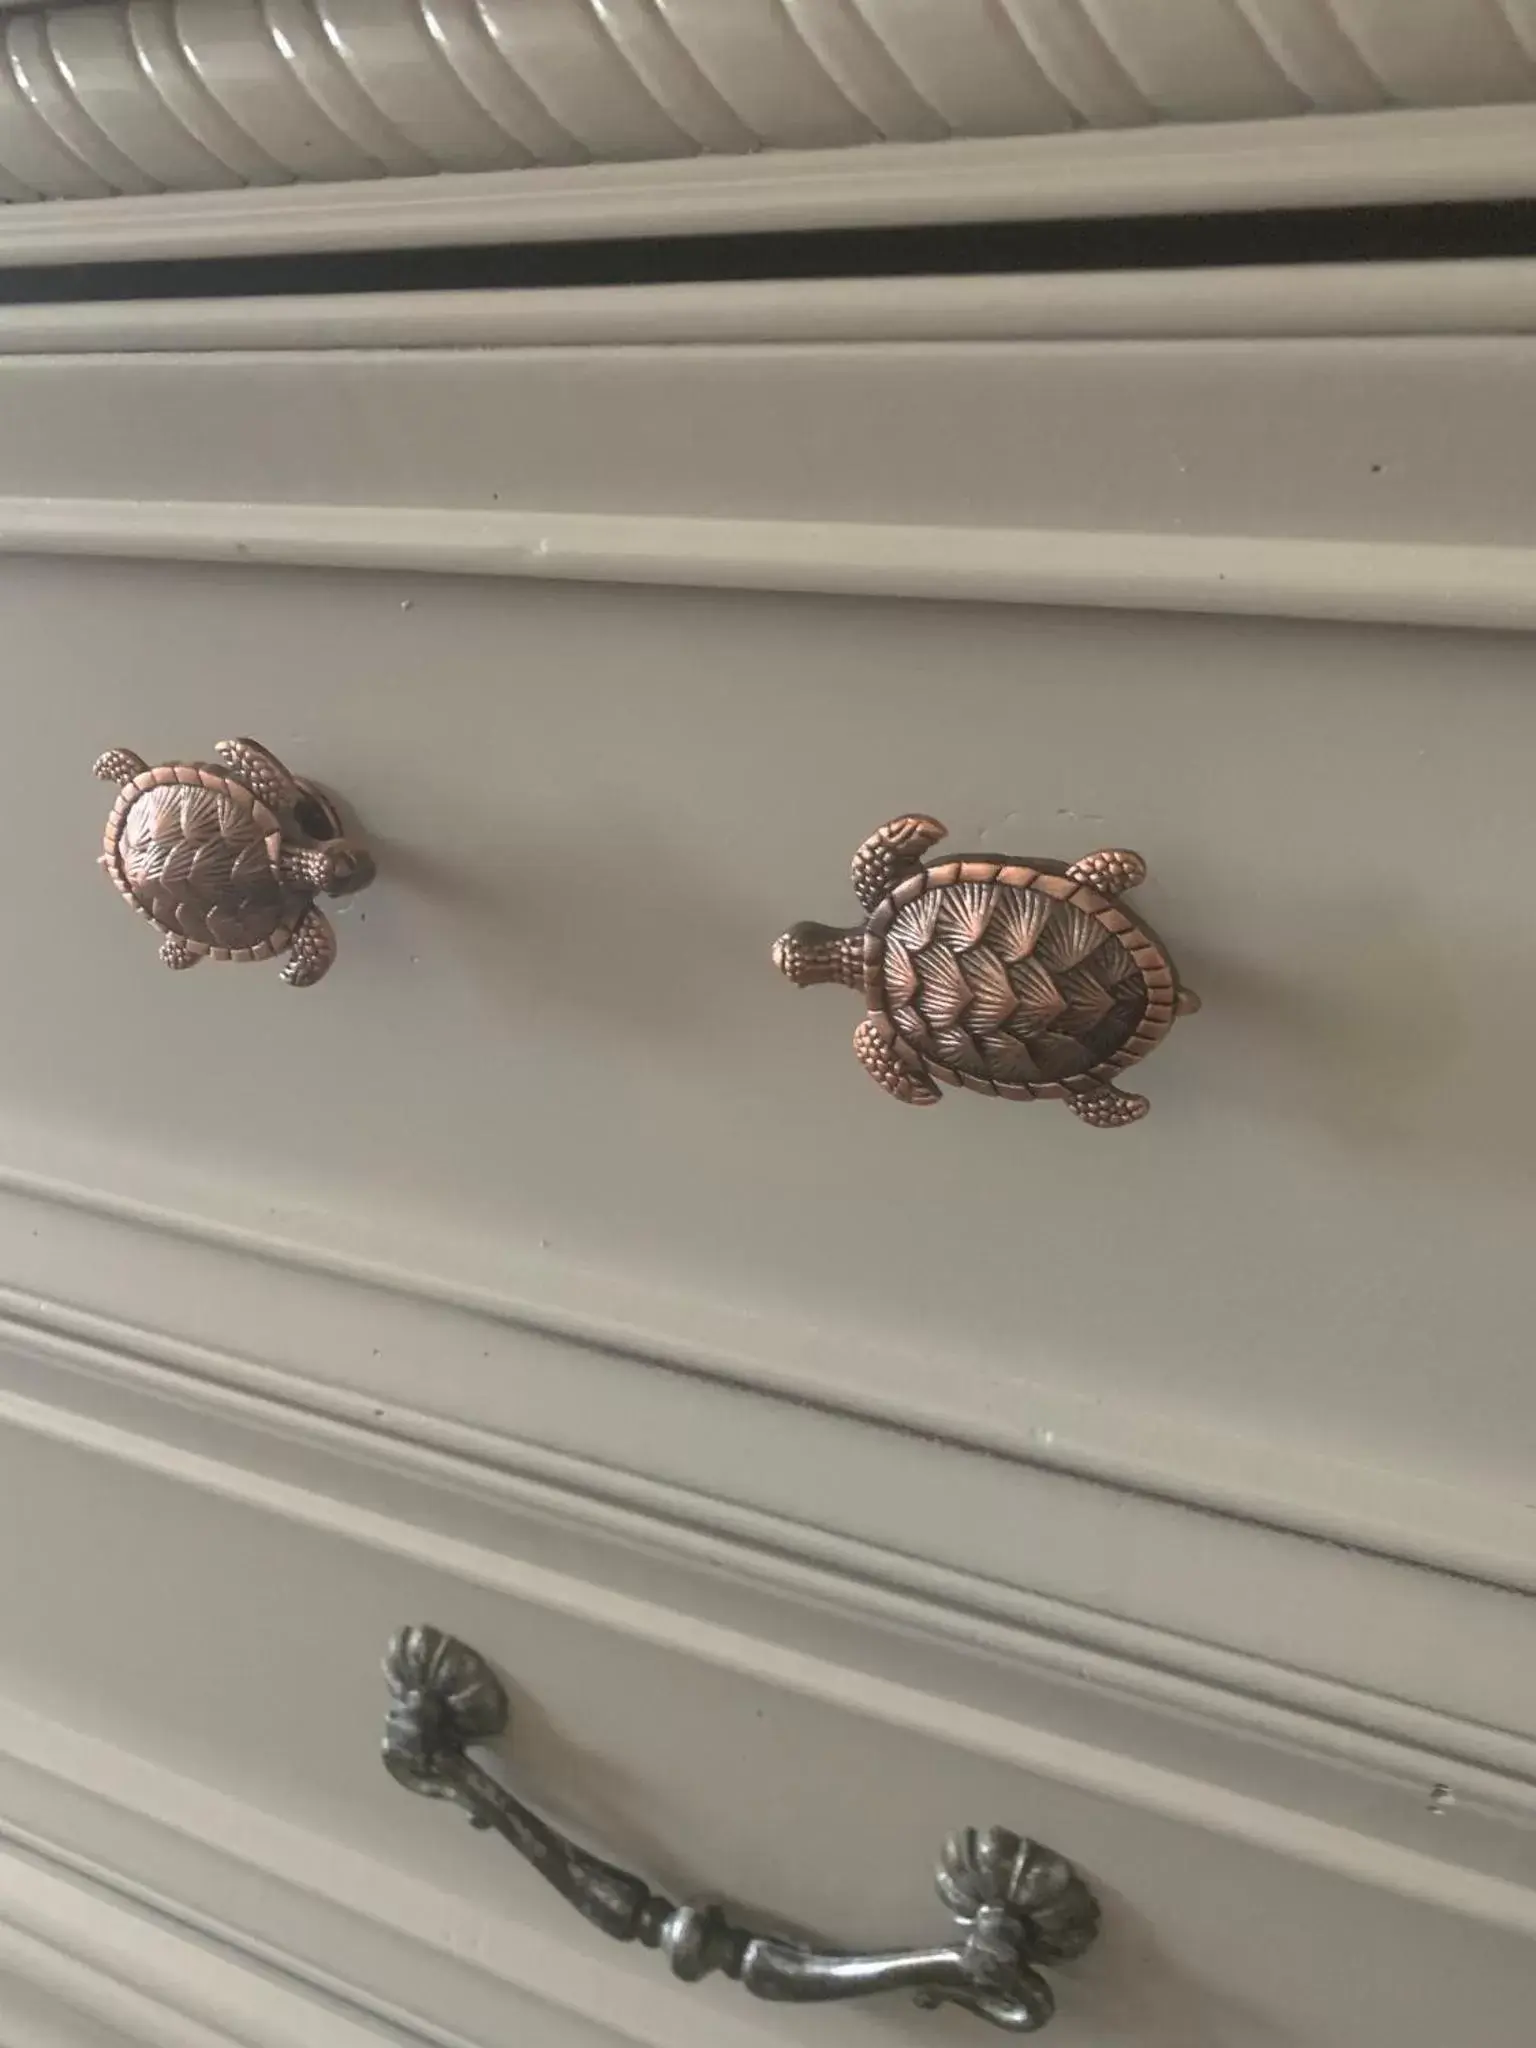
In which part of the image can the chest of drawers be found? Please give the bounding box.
[0,16,1531,2035]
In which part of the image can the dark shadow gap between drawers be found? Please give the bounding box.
[1,198,1535,305]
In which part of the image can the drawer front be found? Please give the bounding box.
[6,524,1536,1510]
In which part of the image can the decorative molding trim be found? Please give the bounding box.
[0,1847,429,2048]
[0,1833,642,2048]
[3,0,1536,203]
[0,1168,1532,1870]
[0,102,1531,260]
[0,1429,1532,1964]
[0,305,1529,626]
[0,312,1529,625]
[2,1428,1536,1966]
[1,259,1535,351]
[0,493,1533,634]
[0,3,1534,229]
[7,1283,1536,1809]
[1,1160,1533,1611]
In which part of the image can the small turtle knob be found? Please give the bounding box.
[94,737,375,987]
[774,817,1199,1124]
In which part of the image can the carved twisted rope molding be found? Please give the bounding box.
[0,0,1535,204]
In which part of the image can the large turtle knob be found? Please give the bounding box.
[94,737,375,987]
[773,816,1199,1124]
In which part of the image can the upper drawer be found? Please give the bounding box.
[17,545,1535,1512]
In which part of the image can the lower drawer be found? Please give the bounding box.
[0,1375,1529,2048]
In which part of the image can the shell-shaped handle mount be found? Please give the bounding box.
[94,736,374,987]
[773,816,1198,1123]
[382,1625,1101,2032]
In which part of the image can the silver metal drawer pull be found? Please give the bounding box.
[382,1625,1101,2033]
[94,736,374,985]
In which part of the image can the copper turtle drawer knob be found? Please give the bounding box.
[94,737,375,987]
[773,815,1198,1125]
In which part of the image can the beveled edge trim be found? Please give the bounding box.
[0,1839,426,2048]
[0,1339,1534,1938]
[0,1155,1531,1604]
[0,106,1532,264]
[1,494,1535,632]
[0,259,1534,354]
[0,1728,643,2048]
[0,1156,1534,1792]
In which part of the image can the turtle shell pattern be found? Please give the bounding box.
[103,764,302,958]
[864,860,1178,1099]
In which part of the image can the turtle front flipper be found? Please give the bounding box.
[854,1014,940,1106]
[1064,849,1146,898]
[93,749,149,787]
[1065,1082,1149,1128]
[216,737,299,812]
[851,815,947,913]
[281,905,337,988]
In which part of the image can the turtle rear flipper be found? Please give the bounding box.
[854,1015,940,1106]
[159,933,202,971]
[281,905,337,987]
[1066,1082,1149,1128]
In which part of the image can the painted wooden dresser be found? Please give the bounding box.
[0,6,1531,2045]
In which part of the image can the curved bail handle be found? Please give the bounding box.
[381,1627,1100,2032]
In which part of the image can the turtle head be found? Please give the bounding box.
[323,841,376,897]
[282,838,376,897]
[772,921,864,989]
